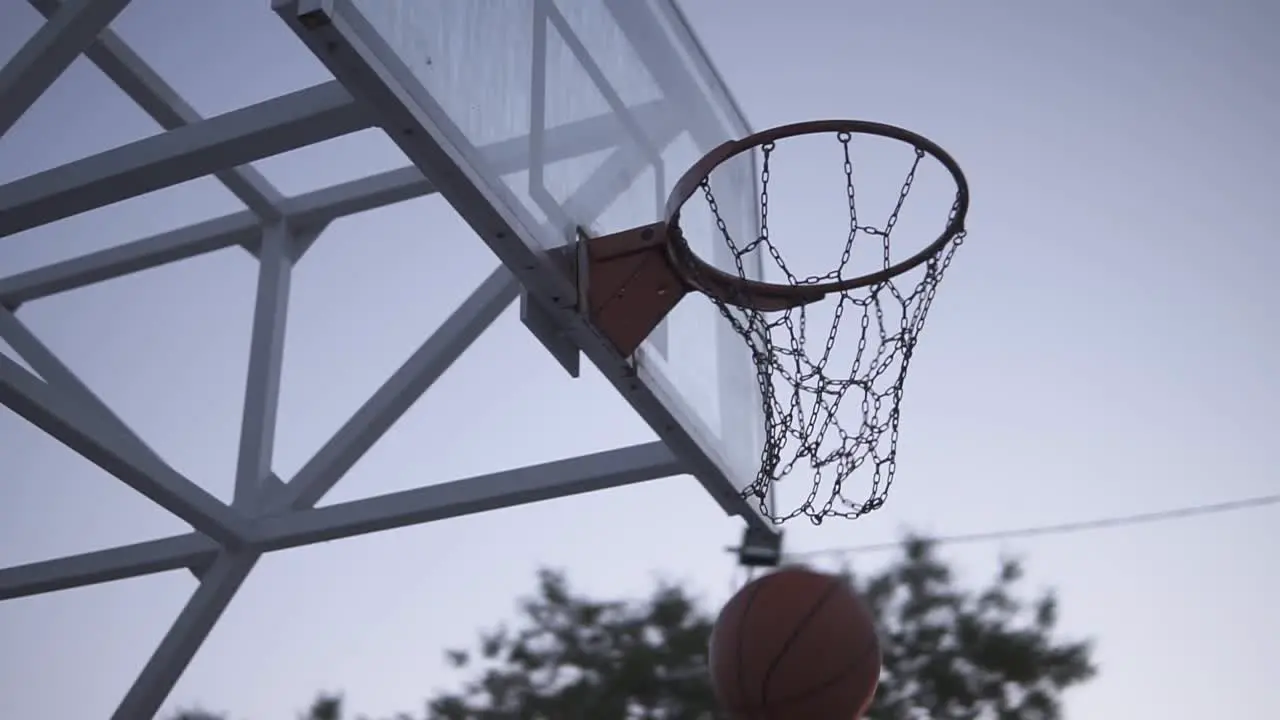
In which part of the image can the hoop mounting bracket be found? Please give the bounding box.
[574,222,690,357]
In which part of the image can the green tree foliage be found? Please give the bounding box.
[173,536,1095,719]
[858,538,1095,719]
[172,695,346,720]
[429,536,1095,719]
[428,570,717,720]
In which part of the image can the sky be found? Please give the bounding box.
[1,0,1278,718]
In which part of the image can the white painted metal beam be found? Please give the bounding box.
[0,81,367,238]
[0,0,133,136]
[279,97,668,223]
[0,354,251,547]
[0,533,218,600]
[0,309,182,509]
[111,552,260,720]
[0,211,262,308]
[0,99,668,309]
[259,441,685,550]
[103,441,680,717]
[276,264,521,511]
[232,223,296,509]
[25,0,286,218]
[0,440,686,600]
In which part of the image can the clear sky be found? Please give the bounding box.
[1,0,1277,718]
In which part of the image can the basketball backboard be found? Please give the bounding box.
[278,0,772,526]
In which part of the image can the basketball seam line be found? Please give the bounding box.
[734,579,768,714]
[768,628,881,710]
[758,576,845,710]
[725,631,880,714]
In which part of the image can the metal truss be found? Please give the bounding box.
[0,2,693,717]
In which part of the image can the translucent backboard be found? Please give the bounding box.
[283,0,768,519]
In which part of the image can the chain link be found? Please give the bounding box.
[692,131,965,524]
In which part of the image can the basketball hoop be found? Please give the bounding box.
[574,119,970,524]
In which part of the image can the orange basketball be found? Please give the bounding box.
[708,567,881,719]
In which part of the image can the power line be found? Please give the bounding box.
[787,492,1280,559]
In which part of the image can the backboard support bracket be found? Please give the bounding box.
[736,524,783,568]
[521,288,581,378]
[567,221,689,358]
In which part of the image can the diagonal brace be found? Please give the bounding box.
[0,355,250,547]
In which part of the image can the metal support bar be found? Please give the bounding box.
[0,0,132,136]
[276,265,521,511]
[259,441,684,550]
[278,96,667,224]
[0,533,217,600]
[275,98,668,226]
[285,166,429,225]
[0,81,367,238]
[111,552,259,720]
[26,0,286,217]
[232,223,296,509]
[0,211,261,309]
[0,354,250,547]
[0,442,681,714]
[521,290,581,378]
[0,99,671,310]
[0,441,685,599]
[0,309,169,466]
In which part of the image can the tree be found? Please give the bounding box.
[428,570,718,720]
[173,695,347,720]
[171,536,1096,719]
[858,538,1095,719]
[426,536,1095,719]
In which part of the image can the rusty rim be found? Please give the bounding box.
[664,119,969,307]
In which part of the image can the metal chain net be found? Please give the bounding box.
[695,131,966,524]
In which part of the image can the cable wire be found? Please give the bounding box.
[787,492,1280,559]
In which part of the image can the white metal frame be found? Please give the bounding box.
[0,1,773,717]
